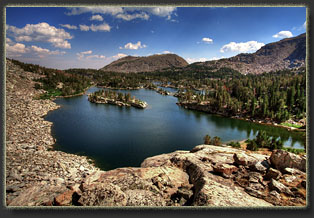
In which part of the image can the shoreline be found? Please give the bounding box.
[6,60,100,205]
[51,85,92,100]
[232,116,306,132]
[176,102,306,133]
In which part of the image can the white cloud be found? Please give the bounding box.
[6,37,12,44]
[77,50,126,61]
[120,41,146,50]
[113,53,128,59]
[138,7,176,17]
[115,12,149,21]
[62,52,130,69]
[76,51,108,60]
[202,37,213,44]
[30,45,66,58]
[220,41,265,53]
[6,41,65,58]
[6,22,73,49]
[81,50,93,55]
[272,31,293,39]
[79,23,111,32]
[86,54,106,59]
[76,50,93,59]
[186,56,225,64]
[186,57,209,64]
[122,7,177,21]
[66,7,176,21]
[66,7,123,16]
[6,42,27,56]
[155,51,173,55]
[90,15,104,21]
[79,24,90,31]
[90,23,111,32]
[209,56,225,61]
[60,24,78,30]
[292,21,306,31]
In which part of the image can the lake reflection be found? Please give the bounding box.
[45,87,305,171]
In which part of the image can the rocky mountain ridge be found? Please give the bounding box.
[194,33,306,74]
[101,33,305,75]
[101,53,189,73]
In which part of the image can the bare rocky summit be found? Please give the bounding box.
[194,33,306,74]
[5,59,306,207]
[101,54,188,73]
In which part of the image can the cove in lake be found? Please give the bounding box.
[45,87,305,171]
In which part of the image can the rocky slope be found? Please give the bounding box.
[188,33,305,74]
[5,59,306,207]
[101,54,188,73]
[5,59,99,205]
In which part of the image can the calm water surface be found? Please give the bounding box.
[45,87,305,171]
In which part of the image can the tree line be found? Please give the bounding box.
[10,59,91,99]
[177,69,306,123]
[9,58,306,124]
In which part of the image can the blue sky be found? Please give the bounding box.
[6,7,306,69]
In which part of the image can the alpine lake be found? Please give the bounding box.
[45,86,305,171]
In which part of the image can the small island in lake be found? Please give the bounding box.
[88,89,148,109]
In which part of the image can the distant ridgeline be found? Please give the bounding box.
[88,89,148,109]
[187,33,306,75]
[99,33,305,75]
[7,33,306,124]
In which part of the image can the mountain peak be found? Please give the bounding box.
[101,53,188,73]
[196,33,306,74]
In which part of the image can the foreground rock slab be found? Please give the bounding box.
[270,150,306,172]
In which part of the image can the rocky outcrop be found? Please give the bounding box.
[78,166,191,206]
[101,54,188,73]
[7,143,307,206]
[270,149,306,172]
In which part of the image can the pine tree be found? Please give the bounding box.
[204,135,211,145]
[212,136,222,146]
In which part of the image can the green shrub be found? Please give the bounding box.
[246,139,258,151]
[212,136,222,146]
[282,147,305,154]
[227,141,241,148]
